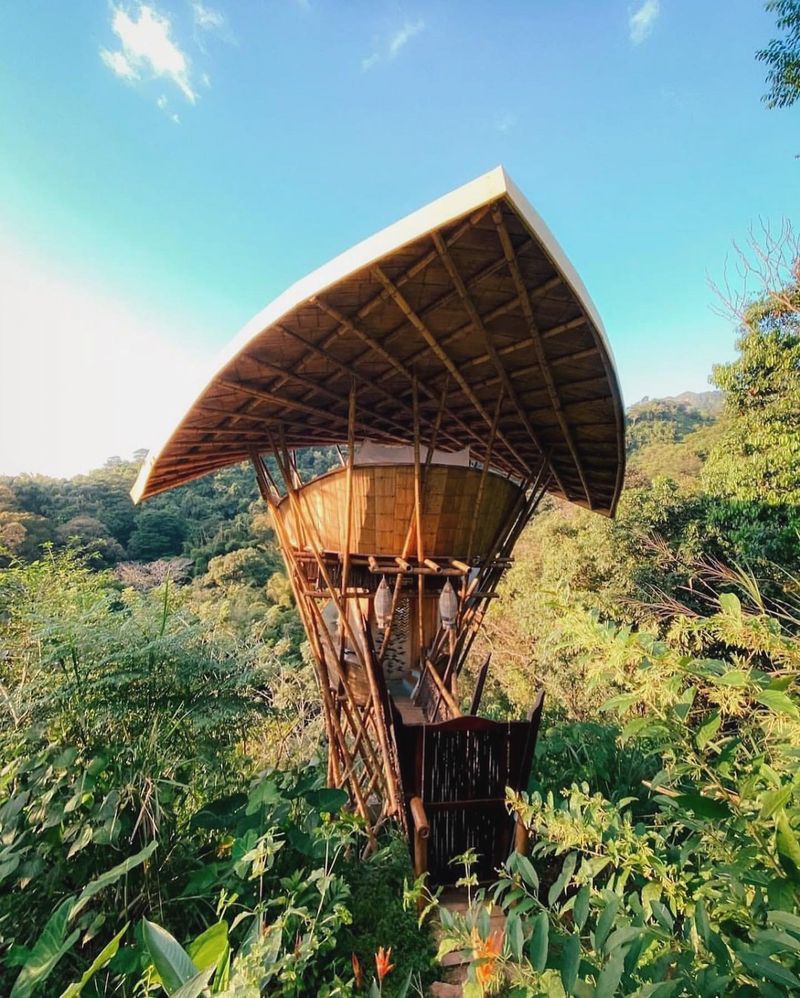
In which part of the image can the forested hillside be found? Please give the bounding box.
[0,261,798,995]
[0,390,734,584]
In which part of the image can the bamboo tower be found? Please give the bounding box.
[132,167,626,842]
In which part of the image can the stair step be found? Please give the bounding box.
[429,983,462,997]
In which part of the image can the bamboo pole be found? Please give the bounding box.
[411,377,426,667]
[250,452,345,789]
[423,657,461,717]
[466,388,503,563]
[266,435,401,820]
[253,447,386,826]
[378,378,448,666]
[339,382,357,668]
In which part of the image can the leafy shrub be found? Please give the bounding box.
[0,551,427,996]
[531,721,658,813]
[437,577,800,996]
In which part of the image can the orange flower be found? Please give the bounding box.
[351,953,364,989]
[472,928,503,987]
[375,946,394,983]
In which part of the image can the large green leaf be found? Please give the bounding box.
[673,792,731,821]
[573,885,590,931]
[560,933,580,994]
[548,852,577,906]
[142,919,199,995]
[594,896,620,952]
[186,921,228,974]
[59,923,129,998]
[245,779,282,815]
[505,911,524,962]
[72,840,157,918]
[171,966,216,998]
[776,812,800,882]
[738,950,800,989]
[768,910,800,937]
[67,824,93,859]
[694,900,710,945]
[718,592,742,619]
[304,787,348,813]
[762,786,795,819]
[756,690,800,719]
[528,911,548,973]
[594,950,624,998]
[695,711,721,751]
[11,899,80,998]
[189,793,247,831]
[604,925,644,954]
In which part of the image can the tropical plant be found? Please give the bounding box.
[438,567,800,996]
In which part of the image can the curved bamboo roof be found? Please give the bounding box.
[132,167,625,514]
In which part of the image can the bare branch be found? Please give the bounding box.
[708,217,800,326]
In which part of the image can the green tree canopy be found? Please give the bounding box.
[703,265,800,505]
[758,0,800,108]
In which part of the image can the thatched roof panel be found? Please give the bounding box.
[132,167,625,514]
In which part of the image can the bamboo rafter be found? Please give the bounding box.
[492,208,593,508]
[373,265,535,475]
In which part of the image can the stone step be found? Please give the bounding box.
[429,984,462,997]
[429,982,463,997]
[427,888,507,996]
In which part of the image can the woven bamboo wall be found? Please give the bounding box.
[274,463,522,558]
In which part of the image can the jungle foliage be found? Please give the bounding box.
[0,552,428,996]
[0,253,798,995]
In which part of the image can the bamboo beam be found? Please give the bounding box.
[412,378,426,664]
[432,232,567,498]
[377,376,449,666]
[373,265,533,474]
[241,354,411,443]
[469,654,491,716]
[466,389,503,562]
[339,382,357,667]
[446,463,551,680]
[269,208,491,396]
[267,438,401,820]
[219,377,406,446]
[267,480,386,826]
[393,269,560,373]
[493,209,593,509]
[456,316,587,376]
[423,658,461,717]
[307,295,505,470]
[250,452,348,798]
[269,322,467,454]
[458,360,606,401]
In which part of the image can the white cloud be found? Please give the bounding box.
[361,17,425,71]
[361,52,380,72]
[100,4,197,102]
[0,241,208,478]
[100,48,137,80]
[629,0,660,45]
[156,93,180,123]
[388,19,424,57]
[192,2,224,31]
[496,112,518,134]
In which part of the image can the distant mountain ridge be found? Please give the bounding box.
[625,390,725,474]
[628,390,724,418]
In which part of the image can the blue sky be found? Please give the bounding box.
[0,1,796,476]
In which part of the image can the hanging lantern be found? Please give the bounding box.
[374,575,393,630]
[439,579,458,630]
